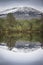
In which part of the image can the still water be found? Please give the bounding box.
[0,32,43,49]
[0,32,43,65]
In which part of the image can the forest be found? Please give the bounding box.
[0,13,43,48]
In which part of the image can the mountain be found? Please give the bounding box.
[0,7,42,20]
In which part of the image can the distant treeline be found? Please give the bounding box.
[0,13,43,33]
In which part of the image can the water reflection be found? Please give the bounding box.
[0,32,43,50]
[0,32,43,65]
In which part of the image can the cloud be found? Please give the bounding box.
[0,0,43,12]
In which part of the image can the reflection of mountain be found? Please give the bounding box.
[15,41,41,48]
[0,7,42,20]
[0,41,41,50]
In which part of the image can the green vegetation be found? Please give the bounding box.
[0,13,43,48]
[0,13,42,34]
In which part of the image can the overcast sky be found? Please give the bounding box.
[0,0,43,12]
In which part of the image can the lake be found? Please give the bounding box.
[0,32,43,65]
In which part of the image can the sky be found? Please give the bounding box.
[0,0,43,12]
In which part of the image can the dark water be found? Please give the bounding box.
[0,32,43,49]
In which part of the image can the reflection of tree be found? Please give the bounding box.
[40,14,43,47]
[29,33,32,41]
[6,36,17,50]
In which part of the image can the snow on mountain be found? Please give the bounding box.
[0,7,41,14]
[0,8,18,14]
[0,7,42,19]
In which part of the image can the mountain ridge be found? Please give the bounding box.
[0,7,42,20]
